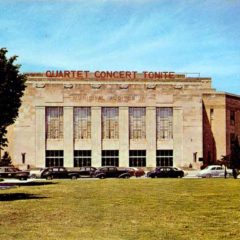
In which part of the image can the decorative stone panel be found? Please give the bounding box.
[91,84,101,89]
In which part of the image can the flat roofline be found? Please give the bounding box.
[24,71,211,82]
[203,92,240,99]
[23,71,210,77]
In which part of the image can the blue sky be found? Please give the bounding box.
[0,0,239,94]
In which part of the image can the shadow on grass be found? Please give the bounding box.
[17,181,58,186]
[0,193,47,201]
[0,181,58,187]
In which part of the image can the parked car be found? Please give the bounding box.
[121,167,145,177]
[94,166,131,179]
[147,166,184,178]
[0,166,29,180]
[78,166,97,178]
[29,168,44,178]
[41,167,80,180]
[197,165,232,178]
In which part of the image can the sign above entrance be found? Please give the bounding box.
[27,70,176,79]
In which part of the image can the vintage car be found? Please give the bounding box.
[196,165,232,178]
[29,168,44,178]
[94,166,131,179]
[147,166,185,178]
[0,166,29,180]
[0,167,29,180]
[120,167,145,177]
[78,166,97,178]
[41,167,80,180]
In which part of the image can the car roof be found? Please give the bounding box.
[100,166,117,168]
[205,165,222,168]
[157,166,174,168]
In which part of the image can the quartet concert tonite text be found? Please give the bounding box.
[44,70,175,79]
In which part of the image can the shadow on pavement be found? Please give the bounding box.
[0,193,47,201]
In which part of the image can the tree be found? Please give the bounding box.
[0,151,12,166]
[0,48,26,151]
[230,135,240,175]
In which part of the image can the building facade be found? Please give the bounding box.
[5,71,240,169]
[203,93,240,165]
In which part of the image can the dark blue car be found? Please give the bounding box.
[147,166,184,178]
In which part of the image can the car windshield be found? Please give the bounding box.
[7,168,18,172]
[204,166,220,170]
[173,167,180,171]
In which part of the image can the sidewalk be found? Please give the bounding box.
[184,170,199,178]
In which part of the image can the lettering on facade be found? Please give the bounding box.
[70,94,146,103]
[38,70,176,79]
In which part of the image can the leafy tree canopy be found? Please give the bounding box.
[0,48,26,149]
[0,151,12,166]
[231,135,240,169]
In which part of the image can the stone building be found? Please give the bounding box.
[5,71,240,169]
[203,93,240,165]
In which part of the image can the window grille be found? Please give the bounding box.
[74,150,91,167]
[157,108,173,140]
[102,150,119,166]
[129,150,146,167]
[46,107,63,139]
[74,107,91,139]
[102,108,119,139]
[45,150,64,167]
[129,107,146,139]
[156,150,173,166]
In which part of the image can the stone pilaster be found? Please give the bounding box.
[173,107,183,166]
[91,107,102,167]
[146,107,156,167]
[119,107,129,167]
[35,106,45,167]
[64,107,74,167]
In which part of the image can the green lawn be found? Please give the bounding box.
[0,178,240,240]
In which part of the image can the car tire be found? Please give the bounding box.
[71,175,77,180]
[226,173,231,178]
[124,175,130,179]
[46,175,53,180]
[205,174,212,178]
[100,175,105,179]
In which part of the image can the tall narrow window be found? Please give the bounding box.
[102,108,119,139]
[157,108,173,140]
[46,107,63,139]
[230,110,235,126]
[74,107,91,139]
[129,107,146,139]
[230,133,235,146]
[210,108,214,119]
[210,108,214,126]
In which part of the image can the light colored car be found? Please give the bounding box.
[197,165,232,178]
[29,168,44,178]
